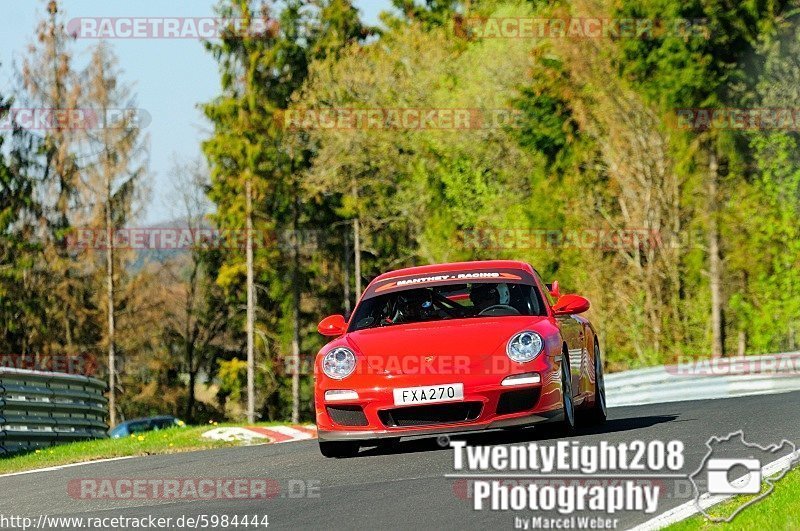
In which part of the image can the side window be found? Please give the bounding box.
[152,418,175,430]
[533,270,556,308]
[127,421,150,434]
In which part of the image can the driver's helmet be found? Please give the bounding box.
[470,283,511,311]
[397,289,434,320]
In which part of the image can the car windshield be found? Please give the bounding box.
[349,282,545,332]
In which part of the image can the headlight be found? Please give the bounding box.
[322,347,357,379]
[506,331,544,363]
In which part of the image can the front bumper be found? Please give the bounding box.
[318,409,559,441]
[315,362,563,442]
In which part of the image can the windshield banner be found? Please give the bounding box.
[365,268,535,298]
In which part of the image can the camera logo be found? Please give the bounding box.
[689,431,799,522]
[706,458,761,494]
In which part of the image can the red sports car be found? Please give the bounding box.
[313,260,606,457]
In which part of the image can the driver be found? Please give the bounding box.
[470,283,511,313]
[394,289,436,322]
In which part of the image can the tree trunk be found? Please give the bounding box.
[343,224,351,318]
[185,340,196,421]
[246,177,255,423]
[354,217,361,301]
[105,180,116,426]
[186,369,196,421]
[352,181,361,300]
[291,196,301,424]
[708,149,724,358]
[736,271,746,357]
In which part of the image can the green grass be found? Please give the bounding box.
[668,466,800,530]
[0,422,287,475]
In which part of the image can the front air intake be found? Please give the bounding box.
[327,405,369,426]
[378,402,482,427]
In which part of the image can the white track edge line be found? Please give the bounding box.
[0,456,137,479]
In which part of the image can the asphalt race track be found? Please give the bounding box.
[3,391,799,530]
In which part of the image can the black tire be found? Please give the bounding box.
[582,340,608,425]
[318,440,359,458]
[557,350,576,434]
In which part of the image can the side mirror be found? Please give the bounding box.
[318,314,347,337]
[547,280,561,299]
[552,294,590,316]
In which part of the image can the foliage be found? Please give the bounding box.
[4,0,800,424]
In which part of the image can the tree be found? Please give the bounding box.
[163,158,232,422]
[204,0,369,422]
[730,23,800,353]
[389,0,462,27]
[203,0,311,422]
[20,0,94,360]
[0,90,41,357]
[77,42,148,425]
[614,0,790,357]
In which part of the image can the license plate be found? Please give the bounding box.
[393,384,464,406]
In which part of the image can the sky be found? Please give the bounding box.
[0,0,391,224]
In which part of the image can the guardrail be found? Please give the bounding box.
[605,352,800,407]
[0,368,108,455]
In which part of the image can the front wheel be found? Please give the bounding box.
[557,352,576,434]
[319,440,359,458]
[581,340,608,425]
